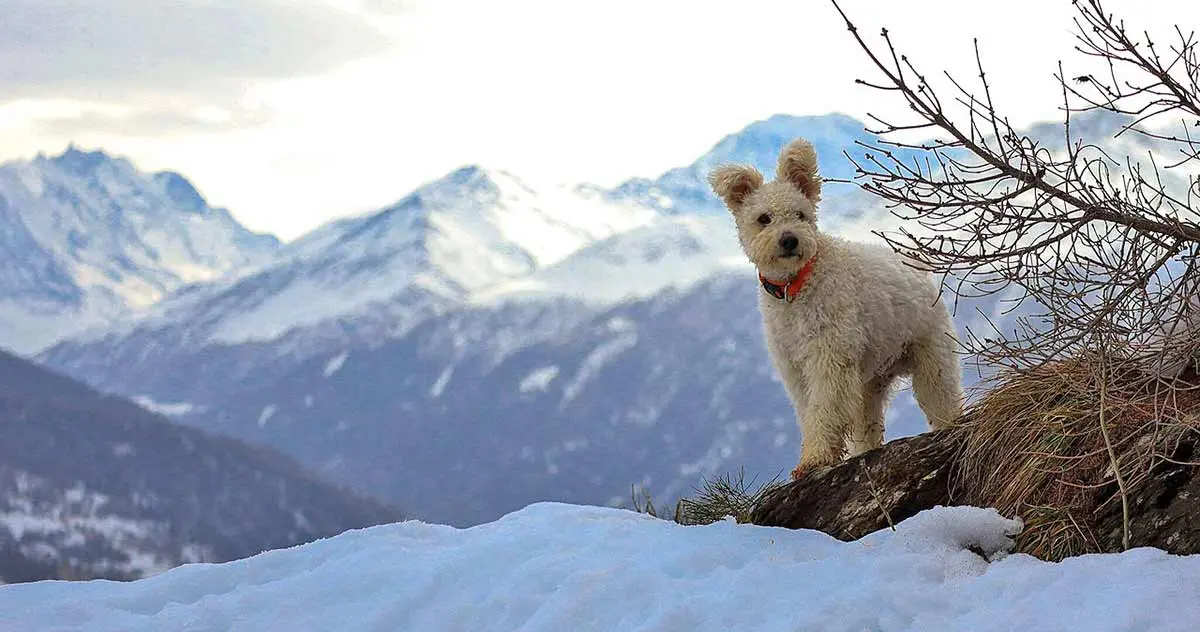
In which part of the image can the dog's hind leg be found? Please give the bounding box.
[846,376,889,456]
[910,328,963,430]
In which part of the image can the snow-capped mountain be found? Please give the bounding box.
[0,146,281,354]
[0,349,400,583]
[60,165,657,347]
[205,165,657,344]
[35,163,675,403]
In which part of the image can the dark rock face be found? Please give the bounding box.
[751,430,1200,557]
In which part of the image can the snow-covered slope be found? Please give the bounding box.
[474,215,749,305]
[0,146,280,354]
[3,503,1198,632]
[207,166,654,344]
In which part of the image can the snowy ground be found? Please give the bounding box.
[2,503,1199,631]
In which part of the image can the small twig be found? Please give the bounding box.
[860,461,896,531]
[1096,346,1132,551]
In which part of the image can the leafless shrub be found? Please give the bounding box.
[832,0,1200,378]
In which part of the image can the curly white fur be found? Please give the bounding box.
[710,139,963,478]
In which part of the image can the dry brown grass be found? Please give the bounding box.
[953,354,1200,560]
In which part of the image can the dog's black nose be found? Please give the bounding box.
[778,233,799,252]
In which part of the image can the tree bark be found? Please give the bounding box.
[1091,438,1200,556]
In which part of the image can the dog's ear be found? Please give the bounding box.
[708,165,764,212]
[776,139,821,203]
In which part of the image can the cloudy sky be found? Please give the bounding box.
[1,0,1196,240]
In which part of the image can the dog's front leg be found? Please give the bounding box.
[793,354,862,477]
[774,359,809,442]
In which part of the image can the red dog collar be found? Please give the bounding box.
[759,255,817,302]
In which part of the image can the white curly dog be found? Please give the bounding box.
[709,139,963,479]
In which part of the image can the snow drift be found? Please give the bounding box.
[2,504,1198,631]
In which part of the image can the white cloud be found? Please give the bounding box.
[30,105,275,137]
[0,0,391,103]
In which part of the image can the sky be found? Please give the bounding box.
[1,0,1198,240]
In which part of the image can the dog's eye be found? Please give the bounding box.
[756,214,772,226]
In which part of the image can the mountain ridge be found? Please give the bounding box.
[0,146,281,353]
